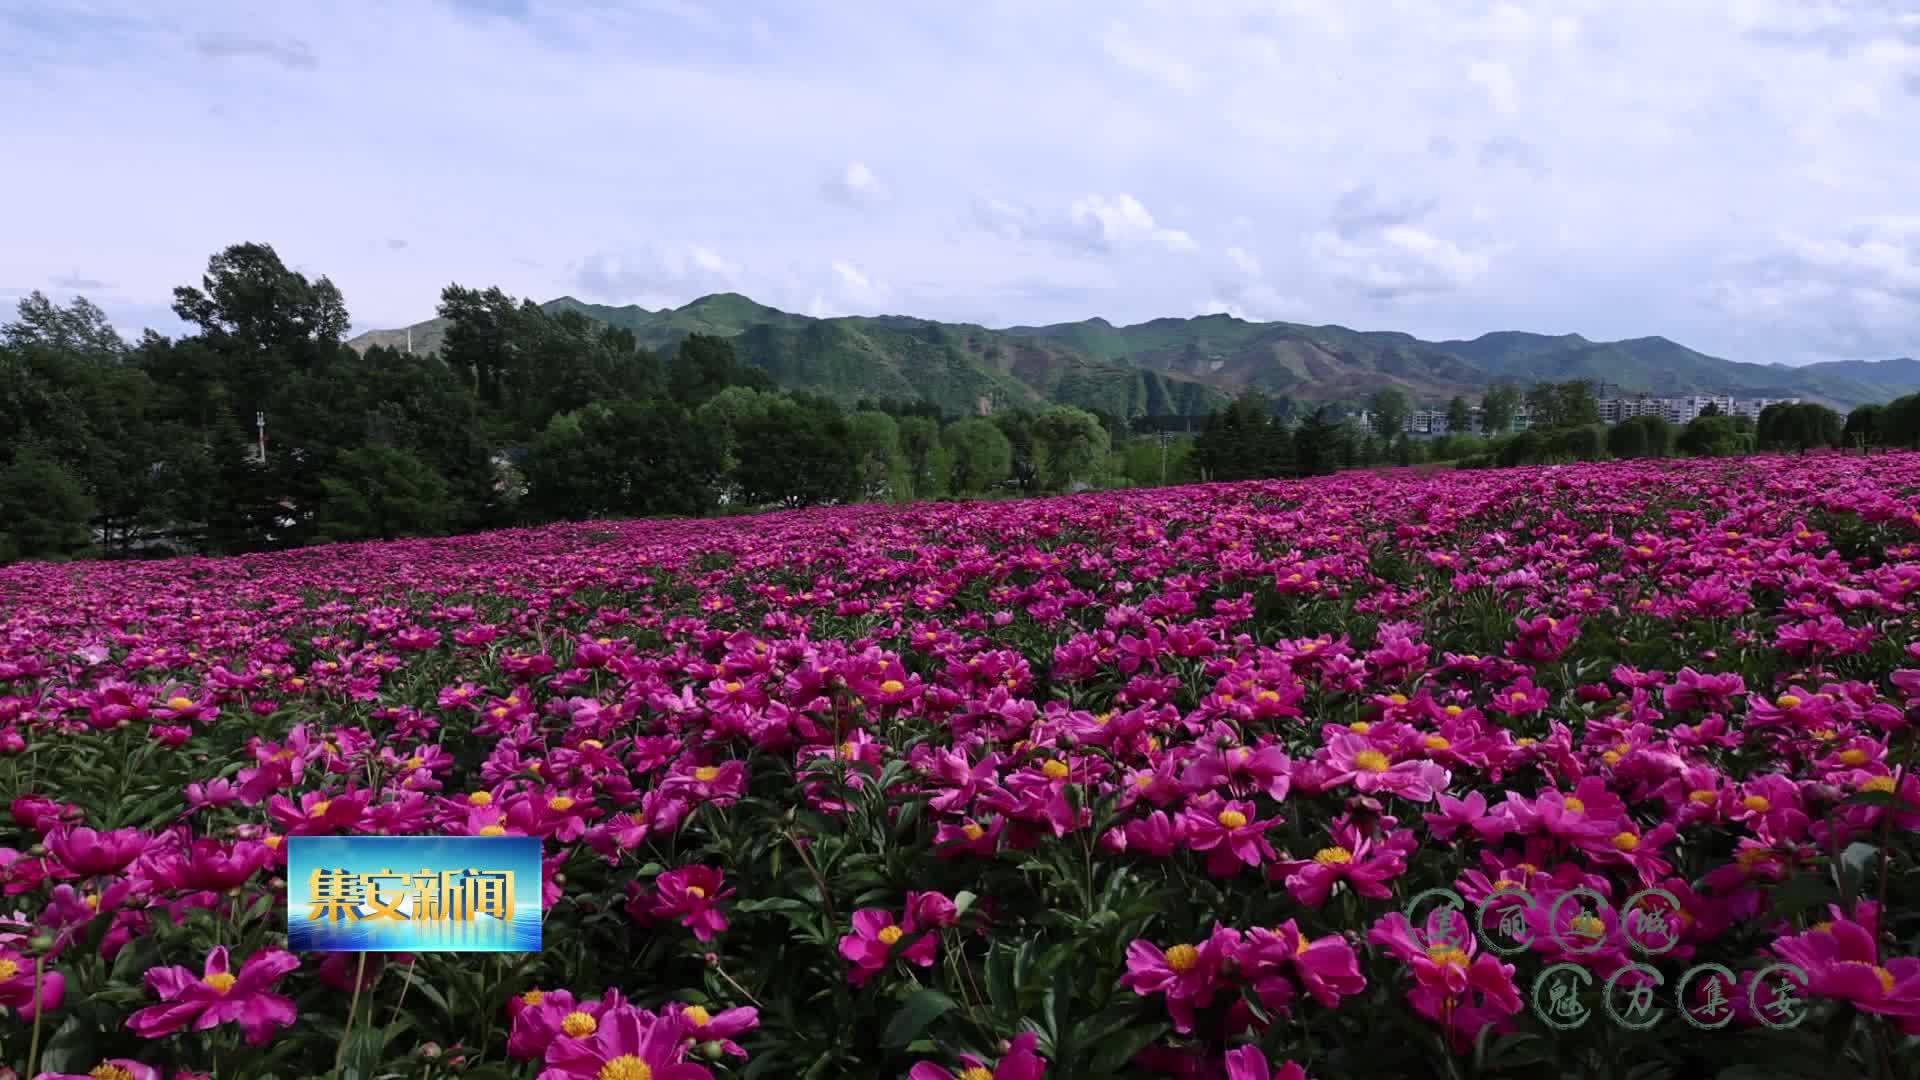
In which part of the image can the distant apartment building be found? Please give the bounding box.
[1383,393,1801,437]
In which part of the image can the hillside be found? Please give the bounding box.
[349,295,1920,414]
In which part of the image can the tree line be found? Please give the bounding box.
[1190,381,1881,483]
[0,244,1201,562]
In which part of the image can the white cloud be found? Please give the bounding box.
[822,160,885,208]
[1225,246,1260,276]
[0,1,1915,362]
[1466,61,1519,115]
[1101,25,1194,93]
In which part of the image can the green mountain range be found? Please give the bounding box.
[347,294,1920,417]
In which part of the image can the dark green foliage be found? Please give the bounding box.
[0,446,95,561]
[316,446,456,542]
[1756,402,1843,452]
[1844,403,1882,449]
[1607,415,1674,459]
[1676,415,1752,457]
[731,396,858,508]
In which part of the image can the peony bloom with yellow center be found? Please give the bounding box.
[685,885,706,899]
[960,1068,995,1080]
[878,679,905,694]
[598,1056,653,1080]
[166,696,194,711]
[468,791,493,806]
[561,1011,599,1038]
[405,756,425,770]
[1776,694,1803,709]
[90,1066,137,1080]
[1216,809,1248,829]
[548,796,576,813]
[1612,832,1639,851]
[693,766,721,783]
[1424,735,1450,751]
[877,925,905,946]
[1426,945,1469,970]
[1443,704,1463,716]
[1742,795,1771,814]
[1562,797,1585,814]
[1509,691,1529,703]
[1295,933,1312,955]
[1256,690,1280,704]
[1353,750,1390,773]
[1388,693,1409,706]
[1314,846,1353,865]
[1570,913,1605,938]
[581,739,604,750]
[1164,943,1199,972]
[1689,789,1717,805]
[522,989,546,1006]
[961,822,986,841]
[478,825,507,836]
[1041,759,1071,780]
[683,1004,711,1026]
[203,971,238,994]
[1861,775,1897,795]
[0,958,17,981]
[1839,748,1869,766]
[1602,751,1622,767]
[1516,736,1538,747]
[1349,721,1371,734]
[307,800,332,819]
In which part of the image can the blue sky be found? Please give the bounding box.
[2,0,1916,364]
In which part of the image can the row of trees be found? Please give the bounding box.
[0,244,1183,562]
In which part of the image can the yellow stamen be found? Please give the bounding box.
[961,822,985,840]
[1164,943,1199,972]
[1840,749,1869,766]
[685,885,706,899]
[1217,809,1248,829]
[1742,795,1771,814]
[1562,797,1585,813]
[694,766,721,783]
[1427,946,1468,969]
[1776,694,1803,709]
[879,679,905,694]
[877,925,905,946]
[1424,735,1450,751]
[1353,750,1390,773]
[598,1057,653,1080]
[1612,832,1639,851]
[1861,775,1897,795]
[468,791,493,806]
[479,825,507,836]
[1042,760,1071,780]
[1314,846,1353,865]
[203,971,238,994]
[684,1004,711,1026]
[307,800,332,818]
[522,989,545,1006]
[1349,721,1371,734]
[561,1011,598,1038]
[1689,790,1717,805]
[166,696,194,711]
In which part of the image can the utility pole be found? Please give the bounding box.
[256,412,267,463]
[406,325,414,355]
[1159,429,1174,485]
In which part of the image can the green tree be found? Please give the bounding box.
[733,396,857,508]
[171,242,349,364]
[1677,415,1749,457]
[1757,402,1842,452]
[0,447,95,562]
[993,410,1043,494]
[1368,387,1411,438]
[1525,383,1564,428]
[946,417,1012,495]
[1033,405,1110,490]
[1445,396,1473,435]
[1607,415,1673,459]
[315,446,455,542]
[1292,407,1340,476]
[1555,382,1601,427]
[846,410,901,500]
[1481,384,1520,434]
[1845,403,1883,451]
[897,416,945,498]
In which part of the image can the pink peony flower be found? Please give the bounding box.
[127,946,299,1046]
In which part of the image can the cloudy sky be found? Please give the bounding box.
[3,0,1917,364]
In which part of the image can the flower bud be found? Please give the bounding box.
[418,1042,443,1060]
[698,1041,727,1061]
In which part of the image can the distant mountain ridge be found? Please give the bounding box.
[347,293,1920,416]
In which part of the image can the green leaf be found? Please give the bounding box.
[883,988,958,1047]
[33,1015,93,1075]
[1084,1020,1168,1073]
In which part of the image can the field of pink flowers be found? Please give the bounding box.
[2,453,1919,1080]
